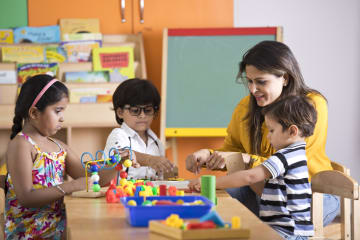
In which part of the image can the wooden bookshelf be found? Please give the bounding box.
[0,33,146,160]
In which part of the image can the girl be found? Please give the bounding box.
[186,41,339,226]
[104,78,174,180]
[5,74,118,239]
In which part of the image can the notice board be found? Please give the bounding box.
[160,27,282,142]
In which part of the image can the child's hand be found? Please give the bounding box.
[188,178,201,192]
[129,150,141,168]
[131,154,141,168]
[118,149,140,168]
[118,149,131,160]
[148,156,174,174]
[72,177,93,192]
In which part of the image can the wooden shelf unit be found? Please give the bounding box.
[0,33,147,160]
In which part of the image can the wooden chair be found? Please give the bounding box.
[0,174,5,240]
[311,162,359,240]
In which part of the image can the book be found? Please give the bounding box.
[65,71,110,83]
[0,70,16,84]
[69,87,111,103]
[92,46,135,82]
[0,29,14,44]
[45,45,67,63]
[13,25,60,43]
[60,18,100,40]
[62,33,102,42]
[17,63,59,84]
[1,45,45,63]
[96,94,112,103]
[61,40,101,63]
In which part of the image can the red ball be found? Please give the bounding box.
[115,164,123,171]
[168,186,177,196]
[120,171,128,179]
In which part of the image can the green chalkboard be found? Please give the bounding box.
[162,28,280,138]
[0,0,28,28]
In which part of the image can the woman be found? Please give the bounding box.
[185,41,339,226]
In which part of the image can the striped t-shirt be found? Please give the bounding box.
[260,141,314,237]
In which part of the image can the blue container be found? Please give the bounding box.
[120,196,214,227]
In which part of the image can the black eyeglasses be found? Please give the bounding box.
[123,105,158,116]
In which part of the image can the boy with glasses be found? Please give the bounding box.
[104,78,174,180]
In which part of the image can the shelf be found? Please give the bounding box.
[0,102,117,129]
[0,33,147,158]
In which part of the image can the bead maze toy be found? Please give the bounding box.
[149,211,250,239]
[72,147,133,198]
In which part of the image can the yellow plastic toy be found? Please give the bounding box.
[231,216,241,229]
[165,214,184,228]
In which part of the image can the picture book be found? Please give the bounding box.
[60,18,100,40]
[13,25,60,43]
[45,45,67,63]
[92,46,135,82]
[69,87,111,103]
[65,71,110,83]
[96,94,112,103]
[62,33,102,42]
[0,29,14,44]
[0,70,16,84]
[17,63,58,84]
[61,40,101,63]
[1,45,45,63]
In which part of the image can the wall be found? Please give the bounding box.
[234,0,360,182]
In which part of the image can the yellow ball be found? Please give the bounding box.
[120,178,128,186]
[127,200,137,206]
[123,159,132,168]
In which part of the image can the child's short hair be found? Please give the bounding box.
[262,95,317,137]
[112,78,160,125]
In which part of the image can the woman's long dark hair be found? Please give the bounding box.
[238,41,325,154]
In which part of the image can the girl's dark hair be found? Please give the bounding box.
[10,74,69,139]
[262,95,317,138]
[238,41,325,154]
[112,78,161,125]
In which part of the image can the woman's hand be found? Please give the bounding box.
[185,149,211,174]
[188,178,201,192]
[206,151,226,170]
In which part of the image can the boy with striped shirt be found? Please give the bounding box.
[189,95,316,239]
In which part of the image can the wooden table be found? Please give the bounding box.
[64,191,282,240]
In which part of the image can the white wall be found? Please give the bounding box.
[234,0,360,182]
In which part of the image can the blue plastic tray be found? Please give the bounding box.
[120,196,214,227]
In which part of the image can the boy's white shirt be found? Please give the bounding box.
[103,122,165,179]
